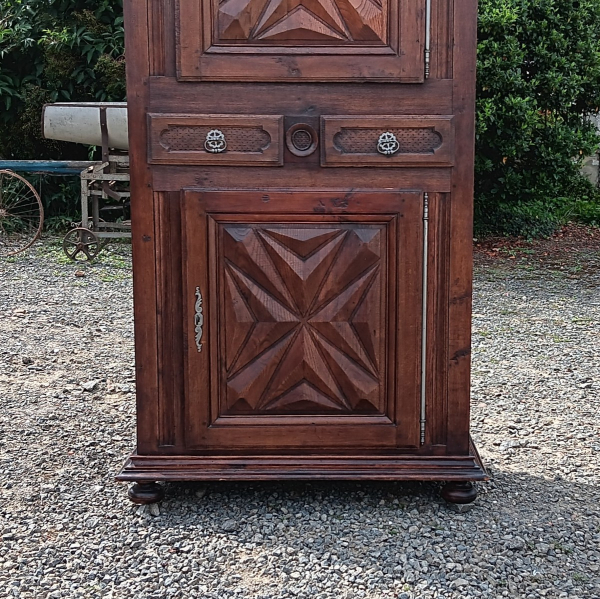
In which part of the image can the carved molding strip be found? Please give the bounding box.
[420,192,429,445]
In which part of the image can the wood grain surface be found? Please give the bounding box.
[120,0,484,489]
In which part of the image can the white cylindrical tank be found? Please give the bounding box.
[42,102,129,150]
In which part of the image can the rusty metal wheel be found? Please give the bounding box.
[62,227,101,261]
[0,170,44,257]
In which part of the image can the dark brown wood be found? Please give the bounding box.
[117,453,488,481]
[426,192,450,448]
[148,78,455,115]
[156,192,185,448]
[124,0,160,455]
[148,114,284,165]
[176,0,426,82]
[119,0,484,501]
[446,0,478,455]
[128,481,165,504]
[180,190,422,450]
[151,165,453,193]
[431,0,453,80]
[441,481,478,504]
[286,123,319,157]
[321,115,454,167]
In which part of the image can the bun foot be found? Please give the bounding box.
[441,481,477,504]
[128,482,164,505]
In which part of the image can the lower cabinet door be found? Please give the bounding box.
[181,190,423,452]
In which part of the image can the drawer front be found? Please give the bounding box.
[321,116,454,167]
[148,114,283,166]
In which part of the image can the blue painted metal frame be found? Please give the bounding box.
[0,161,99,175]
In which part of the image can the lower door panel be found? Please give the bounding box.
[181,190,423,451]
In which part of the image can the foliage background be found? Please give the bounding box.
[0,0,125,223]
[0,0,599,235]
[476,0,600,235]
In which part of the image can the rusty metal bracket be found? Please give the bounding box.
[100,107,121,202]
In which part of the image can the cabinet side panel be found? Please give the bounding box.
[149,0,165,75]
[447,0,476,454]
[125,0,160,453]
[430,0,453,79]
[395,194,423,447]
[148,0,177,77]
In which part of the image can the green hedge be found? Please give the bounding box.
[0,0,125,221]
[0,0,124,161]
[476,0,600,235]
[1,0,600,235]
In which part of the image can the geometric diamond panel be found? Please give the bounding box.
[220,223,386,415]
[217,0,388,44]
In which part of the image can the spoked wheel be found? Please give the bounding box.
[0,170,44,257]
[62,228,101,261]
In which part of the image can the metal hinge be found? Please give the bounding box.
[420,193,429,445]
[425,0,432,79]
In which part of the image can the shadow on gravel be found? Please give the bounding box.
[126,470,600,596]
[150,471,599,524]
[150,470,600,553]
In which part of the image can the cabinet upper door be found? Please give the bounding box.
[177,0,426,81]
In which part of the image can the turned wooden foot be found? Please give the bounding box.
[128,482,164,505]
[441,481,477,504]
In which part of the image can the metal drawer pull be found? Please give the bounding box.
[194,287,204,352]
[204,129,227,153]
[377,131,400,156]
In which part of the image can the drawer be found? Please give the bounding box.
[321,116,454,167]
[148,114,283,166]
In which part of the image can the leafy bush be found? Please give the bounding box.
[476,0,600,236]
[1,0,600,234]
[0,0,125,222]
[0,0,125,160]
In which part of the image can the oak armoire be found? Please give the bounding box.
[117,0,486,504]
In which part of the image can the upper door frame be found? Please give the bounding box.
[176,0,426,82]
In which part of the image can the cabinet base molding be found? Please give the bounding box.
[117,443,486,485]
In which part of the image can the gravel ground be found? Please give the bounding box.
[0,237,599,599]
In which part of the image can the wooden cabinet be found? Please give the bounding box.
[118,0,486,505]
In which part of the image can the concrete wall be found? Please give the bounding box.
[582,114,600,186]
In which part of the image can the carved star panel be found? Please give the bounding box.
[217,0,388,44]
[219,223,387,416]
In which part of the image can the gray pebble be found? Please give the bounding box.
[0,240,598,599]
[222,519,239,532]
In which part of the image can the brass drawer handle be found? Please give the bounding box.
[204,129,227,153]
[377,131,400,156]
